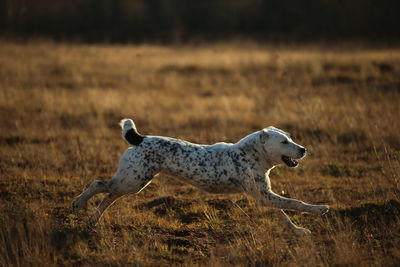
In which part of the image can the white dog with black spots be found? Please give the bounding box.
[73,119,329,235]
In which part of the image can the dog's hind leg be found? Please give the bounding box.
[87,172,156,225]
[72,180,111,214]
[89,193,123,225]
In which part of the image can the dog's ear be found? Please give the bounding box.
[260,129,269,144]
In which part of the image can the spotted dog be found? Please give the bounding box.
[73,119,329,235]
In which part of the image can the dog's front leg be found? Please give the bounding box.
[279,209,311,235]
[245,180,329,215]
[260,190,329,215]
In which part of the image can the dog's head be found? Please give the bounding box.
[259,127,306,168]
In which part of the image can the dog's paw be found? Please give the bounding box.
[315,205,329,216]
[293,226,311,236]
[72,198,86,214]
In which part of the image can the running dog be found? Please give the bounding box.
[73,119,329,235]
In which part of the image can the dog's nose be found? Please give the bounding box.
[300,147,306,155]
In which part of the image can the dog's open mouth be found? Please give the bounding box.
[282,155,299,168]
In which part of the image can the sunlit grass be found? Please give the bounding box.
[1,41,400,265]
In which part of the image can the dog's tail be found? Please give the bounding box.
[119,118,144,146]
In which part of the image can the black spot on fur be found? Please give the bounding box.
[125,128,144,146]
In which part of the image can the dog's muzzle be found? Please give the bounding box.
[282,148,306,168]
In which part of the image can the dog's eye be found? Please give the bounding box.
[281,140,289,144]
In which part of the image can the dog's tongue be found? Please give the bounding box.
[282,155,298,167]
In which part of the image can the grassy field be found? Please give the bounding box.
[1,41,400,266]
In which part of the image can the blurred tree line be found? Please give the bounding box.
[0,0,399,42]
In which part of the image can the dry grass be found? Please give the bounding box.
[1,41,400,266]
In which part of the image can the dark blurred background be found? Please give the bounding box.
[1,0,399,43]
